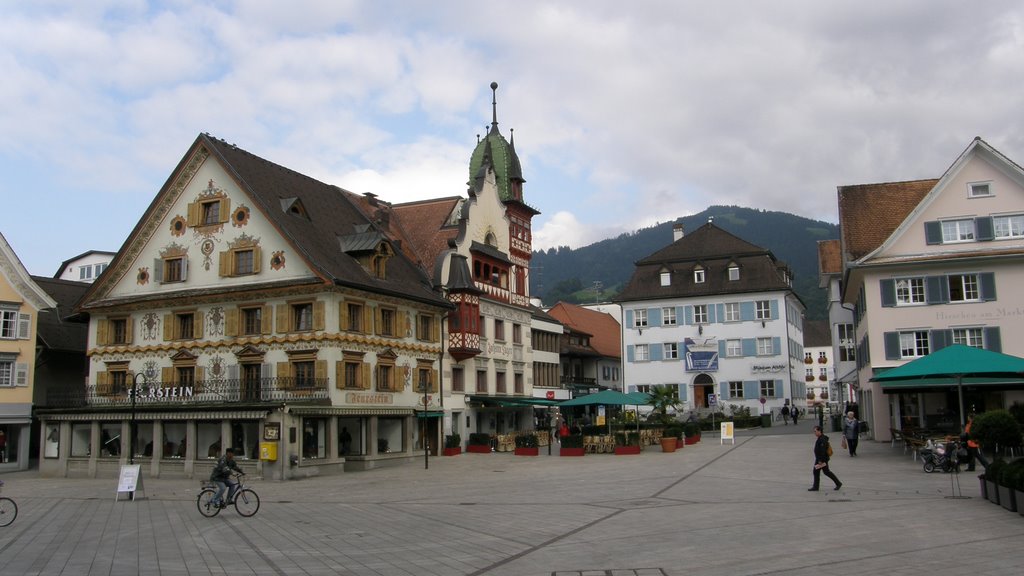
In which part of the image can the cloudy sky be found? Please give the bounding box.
[3,1,1023,276]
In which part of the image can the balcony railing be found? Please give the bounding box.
[560,375,596,386]
[44,377,330,409]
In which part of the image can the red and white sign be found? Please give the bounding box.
[546,390,555,399]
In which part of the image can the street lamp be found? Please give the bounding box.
[129,372,148,465]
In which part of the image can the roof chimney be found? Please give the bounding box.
[673,222,685,242]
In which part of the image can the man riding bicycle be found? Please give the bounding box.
[210,447,243,507]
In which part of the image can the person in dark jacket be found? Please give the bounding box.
[809,425,842,491]
[210,447,243,507]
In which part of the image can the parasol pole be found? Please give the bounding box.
[957,374,965,429]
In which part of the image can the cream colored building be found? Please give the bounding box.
[0,231,57,470]
[839,138,1024,440]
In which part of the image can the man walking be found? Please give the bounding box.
[809,425,842,491]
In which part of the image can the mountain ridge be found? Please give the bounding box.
[530,205,838,320]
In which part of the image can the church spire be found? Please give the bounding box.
[490,81,499,132]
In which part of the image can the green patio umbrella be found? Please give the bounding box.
[870,344,1024,427]
[560,389,649,435]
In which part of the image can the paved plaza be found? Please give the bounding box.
[1,420,1022,576]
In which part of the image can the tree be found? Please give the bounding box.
[971,409,1023,454]
[647,385,681,424]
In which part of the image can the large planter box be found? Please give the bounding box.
[979,475,988,500]
[986,480,1000,505]
[467,445,492,454]
[443,447,461,456]
[660,437,678,453]
[614,445,642,455]
[1017,490,1024,517]
[559,447,585,457]
[514,447,539,456]
[998,484,1018,512]
[684,435,700,445]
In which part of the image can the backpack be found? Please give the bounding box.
[826,441,833,457]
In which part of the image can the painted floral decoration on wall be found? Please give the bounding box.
[232,205,250,228]
[137,267,150,285]
[206,307,225,337]
[170,215,187,237]
[270,250,286,270]
[141,312,160,341]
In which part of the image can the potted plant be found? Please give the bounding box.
[614,431,642,455]
[971,409,1023,457]
[467,432,492,454]
[443,434,461,456]
[661,426,681,452]
[560,433,585,457]
[984,458,1005,505]
[683,422,701,445]
[514,432,540,456]
[998,458,1024,513]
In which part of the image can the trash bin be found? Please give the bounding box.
[761,414,772,428]
[830,414,842,432]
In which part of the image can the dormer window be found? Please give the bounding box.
[728,265,740,281]
[694,268,705,284]
[371,242,392,279]
[660,271,671,286]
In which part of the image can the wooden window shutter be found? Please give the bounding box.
[251,246,262,274]
[219,251,231,277]
[361,363,371,389]
[315,360,327,383]
[364,306,373,334]
[313,301,325,330]
[218,197,231,223]
[153,258,163,283]
[161,367,174,385]
[193,312,204,339]
[431,368,438,393]
[16,313,30,339]
[180,256,188,281]
[124,318,133,344]
[339,301,349,332]
[195,366,205,393]
[187,201,200,226]
[225,308,239,337]
[879,279,895,307]
[276,305,289,333]
[96,319,110,346]
[374,307,381,334]
[163,314,174,341]
[261,304,273,334]
[335,362,345,390]
[96,371,110,396]
[433,315,441,343]
[15,363,29,386]
[277,362,291,389]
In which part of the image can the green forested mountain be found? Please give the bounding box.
[530,205,838,320]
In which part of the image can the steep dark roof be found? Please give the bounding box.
[32,276,89,352]
[837,179,937,262]
[546,302,620,359]
[802,319,831,348]
[80,134,449,311]
[616,222,793,302]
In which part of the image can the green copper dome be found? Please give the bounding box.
[468,82,524,202]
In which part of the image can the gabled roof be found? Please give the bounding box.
[616,222,794,302]
[546,301,621,359]
[32,276,88,352]
[837,179,937,262]
[53,250,116,278]
[0,230,57,311]
[81,133,449,311]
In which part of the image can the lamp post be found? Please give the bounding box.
[129,372,148,465]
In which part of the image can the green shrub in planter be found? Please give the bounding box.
[444,434,461,449]
[1000,459,1024,489]
[971,410,1023,454]
[468,432,492,446]
[984,458,1006,482]
[615,431,641,446]
[515,432,539,448]
[683,422,700,438]
[663,426,683,440]
[561,434,584,449]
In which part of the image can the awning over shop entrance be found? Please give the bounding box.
[467,395,559,408]
[414,410,444,419]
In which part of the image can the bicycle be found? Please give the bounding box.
[0,480,17,527]
[197,474,260,517]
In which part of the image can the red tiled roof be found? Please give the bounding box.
[817,239,841,275]
[837,179,938,262]
[391,197,462,273]
[546,302,621,359]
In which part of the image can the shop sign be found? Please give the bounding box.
[129,386,194,399]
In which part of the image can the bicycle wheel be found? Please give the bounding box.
[197,489,222,517]
[233,488,260,517]
[0,497,17,527]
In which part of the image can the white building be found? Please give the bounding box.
[616,221,806,416]
[54,250,115,283]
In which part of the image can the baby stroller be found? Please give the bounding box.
[921,439,961,473]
